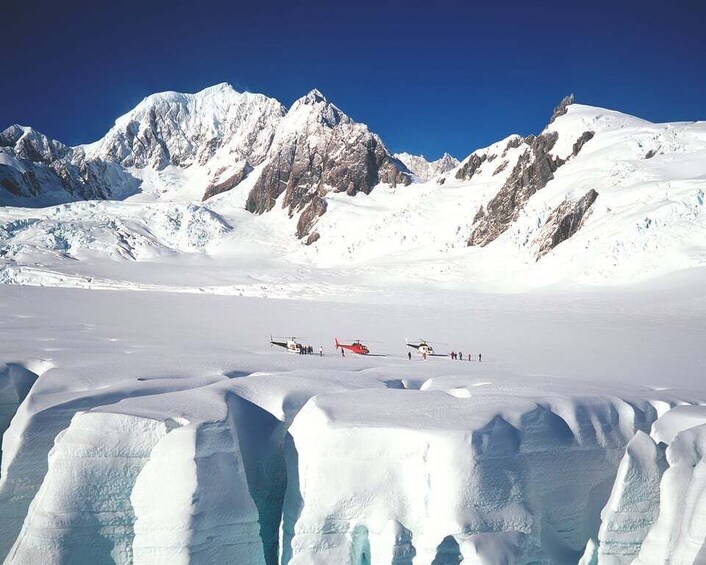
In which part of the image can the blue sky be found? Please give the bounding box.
[1,0,704,159]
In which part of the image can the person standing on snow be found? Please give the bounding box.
[459,350,463,361]
[468,353,471,361]
[319,346,323,357]
[408,351,412,360]
[478,353,482,362]
[341,348,345,357]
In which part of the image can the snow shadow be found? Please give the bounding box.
[226,393,290,565]
[432,535,463,565]
[225,370,252,380]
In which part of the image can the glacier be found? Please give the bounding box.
[0,85,705,564]
[0,284,704,564]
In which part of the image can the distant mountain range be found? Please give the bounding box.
[1,85,705,286]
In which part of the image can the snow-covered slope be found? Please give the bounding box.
[2,87,706,565]
[290,99,706,288]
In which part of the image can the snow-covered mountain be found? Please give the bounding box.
[244,89,410,241]
[0,125,138,206]
[0,86,705,289]
[1,84,411,242]
[394,151,459,181]
[87,83,286,202]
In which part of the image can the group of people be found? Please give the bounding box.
[405,351,482,361]
[450,351,481,362]
[297,345,316,355]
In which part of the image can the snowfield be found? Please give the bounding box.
[0,86,705,564]
[0,281,704,564]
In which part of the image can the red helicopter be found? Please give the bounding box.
[335,338,370,355]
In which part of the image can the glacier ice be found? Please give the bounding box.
[594,431,667,564]
[632,408,706,565]
[283,387,668,564]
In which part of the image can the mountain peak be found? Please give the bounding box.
[299,89,328,105]
[196,82,239,97]
[0,124,32,146]
[285,89,350,131]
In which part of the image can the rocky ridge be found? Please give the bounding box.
[244,90,411,240]
[1,85,411,240]
[0,125,138,205]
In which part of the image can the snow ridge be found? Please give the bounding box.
[394,151,459,181]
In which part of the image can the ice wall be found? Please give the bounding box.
[132,419,265,565]
[0,363,40,467]
[632,407,706,565]
[5,411,170,564]
[0,374,222,560]
[284,388,661,565]
[594,431,667,564]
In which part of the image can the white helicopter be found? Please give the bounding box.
[405,338,441,356]
[270,335,305,354]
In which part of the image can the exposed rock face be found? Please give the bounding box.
[296,196,328,240]
[455,152,487,181]
[456,135,525,182]
[0,126,138,205]
[245,90,410,238]
[468,131,561,247]
[535,189,599,258]
[202,161,253,201]
[549,94,575,124]
[501,135,523,157]
[573,131,595,157]
[394,152,459,181]
[493,160,509,176]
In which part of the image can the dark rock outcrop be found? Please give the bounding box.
[549,94,575,124]
[468,131,561,247]
[296,196,328,240]
[501,136,523,158]
[455,153,487,181]
[245,91,410,238]
[472,206,486,224]
[535,189,599,258]
[493,160,509,176]
[572,131,595,157]
[202,162,253,201]
[305,231,320,245]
